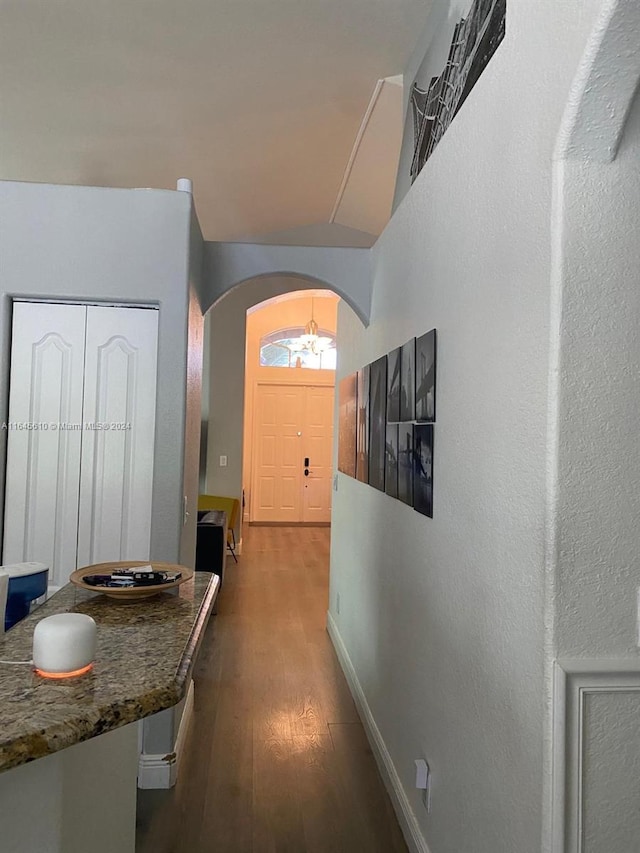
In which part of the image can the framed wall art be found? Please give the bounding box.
[413,423,434,517]
[398,423,414,506]
[400,338,416,422]
[415,329,437,422]
[386,346,401,423]
[368,355,387,492]
[355,365,370,483]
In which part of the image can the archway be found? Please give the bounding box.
[200,273,364,549]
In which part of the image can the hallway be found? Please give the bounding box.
[136,526,407,853]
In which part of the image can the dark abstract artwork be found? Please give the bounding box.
[398,423,414,506]
[400,338,415,422]
[413,424,434,517]
[387,346,401,423]
[356,365,370,483]
[410,0,506,182]
[338,374,357,477]
[415,329,437,422]
[368,356,387,492]
[385,424,399,499]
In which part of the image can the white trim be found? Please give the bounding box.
[552,659,640,852]
[137,680,195,789]
[329,79,386,223]
[327,612,430,853]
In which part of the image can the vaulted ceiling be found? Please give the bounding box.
[0,0,430,240]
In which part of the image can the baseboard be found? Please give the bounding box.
[137,680,195,789]
[326,613,430,853]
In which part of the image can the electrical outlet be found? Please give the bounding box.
[219,455,227,467]
[415,759,431,813]
[336,592,340,615]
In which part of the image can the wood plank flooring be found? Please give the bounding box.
[136,526,407,853]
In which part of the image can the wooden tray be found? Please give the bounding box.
[70,561,193,600]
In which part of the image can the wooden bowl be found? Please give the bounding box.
[69,561,194,600]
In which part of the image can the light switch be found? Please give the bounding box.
[219,455,227,467]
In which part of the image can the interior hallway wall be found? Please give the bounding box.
[328,2,602,852]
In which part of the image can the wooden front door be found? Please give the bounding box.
[251,383,333,523]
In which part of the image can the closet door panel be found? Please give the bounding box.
[3,303,86,588]
[77,307,158,566]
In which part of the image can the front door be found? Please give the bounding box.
[251,383,333,523]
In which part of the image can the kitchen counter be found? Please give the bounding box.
[0,571,219,774]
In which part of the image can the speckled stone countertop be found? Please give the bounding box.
[0,572,218,773]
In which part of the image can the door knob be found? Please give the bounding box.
[304,468,310,477]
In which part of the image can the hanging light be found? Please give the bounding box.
[300,297,320,352]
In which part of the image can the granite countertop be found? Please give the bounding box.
[0,571,218,773]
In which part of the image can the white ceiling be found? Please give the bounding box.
[0,0,430,241]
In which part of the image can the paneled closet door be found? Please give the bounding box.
[2,302,86,588]
[76,306,158,567]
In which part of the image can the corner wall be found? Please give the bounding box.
[0,180,195,566]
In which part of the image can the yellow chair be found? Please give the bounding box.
[198,495,240,563]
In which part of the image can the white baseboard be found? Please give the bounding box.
[137,680,195,789]
[326,612,430,853]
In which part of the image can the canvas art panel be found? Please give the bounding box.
[400,338,416,422]
[355,365,370,483]
[413,423,434,517]
[368,355,387,492]
[386,346,401,423]
[415,329,437,422]
[397,423,414,506]
[337,374,357,477]
[410,0,506,182]
[385,424,399,499]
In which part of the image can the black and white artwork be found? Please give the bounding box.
[385,424,399,499]
[413,424,434,518]
[400,338,416,422]
[368,356,387,492]
[410,0,506,182]
[398,423,414,506]
[415,329,437,422]
[355,365,370,483]
[387,346,401,423]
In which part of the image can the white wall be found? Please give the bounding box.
[0,181,198,567]
[329,2,603,852]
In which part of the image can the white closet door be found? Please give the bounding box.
[2,303,87,588]
[76,306,158,567]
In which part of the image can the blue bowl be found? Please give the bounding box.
[5,570,49,631]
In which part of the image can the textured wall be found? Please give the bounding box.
[555,91,640,657]
[329,2,602,852]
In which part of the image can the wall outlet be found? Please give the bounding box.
[336,592,340,615]
[415,758,431,813]
[219,455,227,467]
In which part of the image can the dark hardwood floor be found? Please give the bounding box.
[136,525,407,853]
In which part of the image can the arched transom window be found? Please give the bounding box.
[260,326,337,370]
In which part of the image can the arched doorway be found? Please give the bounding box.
[200,274,362,550]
